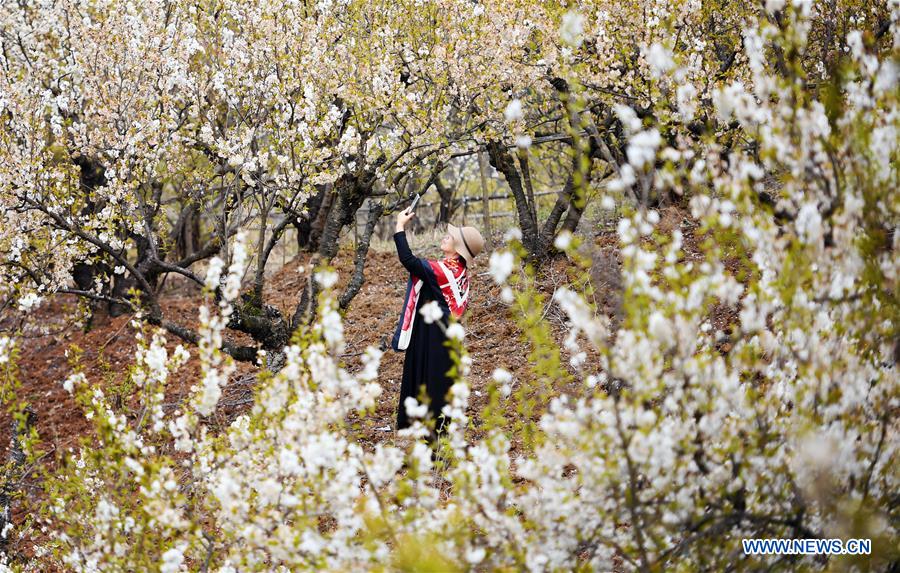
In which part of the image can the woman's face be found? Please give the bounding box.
[440,232,456,255]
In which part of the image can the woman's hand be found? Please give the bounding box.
[395,207,415,232]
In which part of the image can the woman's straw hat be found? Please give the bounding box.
[447,223,485,267]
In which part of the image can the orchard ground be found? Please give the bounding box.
[0,205,741,536]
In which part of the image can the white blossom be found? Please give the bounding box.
[404,397,428,419]
[504,99,524,122]
[559,11,585,47]
[647,312,675,349]
[795,202,823,246]
[626,129,662,168]
[645,43,674,78]
[205,257,225,290]
[676,83,698,121]
[160,546,184,573]
[62,372,86,394]
[492,368,513,385]
[445,323,465,341]
[17,292,42,312]
[504,227,523,243]
[0,337,10,365]
[489,251,515,284]
[515,135,533,149]
[419,300,444,324]
[554,231,573,250]
[1,6,895,572]
[614,104,642,134]
[466,546,486,564]
[315,270,339,289]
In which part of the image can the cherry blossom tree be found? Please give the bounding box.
[0,0,897,571]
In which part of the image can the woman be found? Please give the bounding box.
[391,207,484,437]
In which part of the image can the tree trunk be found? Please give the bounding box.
[517,148,538,231]
[1,408,35,555]
[486,140,540,258]
[109,233,159,318]
[339,202,383,309]
[478,151,494,252]
[539,171,576,252]
[560,199,586,233]
[293,172,372,327]
[317,174,368,260]
[227,295,290,351]
[69,156,109,326]
[560,156,594,234]
[172,203,200,261]
[295,184,327,251]
[307,182,335,252]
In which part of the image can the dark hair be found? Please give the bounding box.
[457,254,467,267]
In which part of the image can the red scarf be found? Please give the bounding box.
[393,256,469,351]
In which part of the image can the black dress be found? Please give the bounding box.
[392,231,456,433]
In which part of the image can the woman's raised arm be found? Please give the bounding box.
[394,207,430,280]
[393,230,429,280]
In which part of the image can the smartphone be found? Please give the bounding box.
[409,193,421,211]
